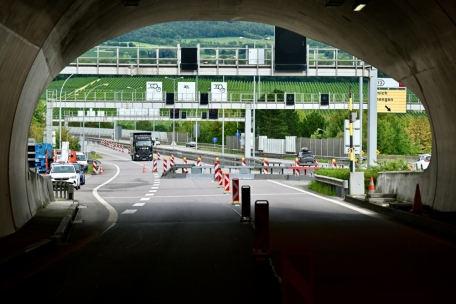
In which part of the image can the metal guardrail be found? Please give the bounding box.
[52,181,74,200]
[314,174,348,197]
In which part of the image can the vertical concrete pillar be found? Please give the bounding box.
[367,68,378,166]
[244,103,251,158]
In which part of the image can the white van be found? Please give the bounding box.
[76,152,88,172]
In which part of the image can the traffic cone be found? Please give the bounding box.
[368,177,375,194]
[411,184,424,213]
[99,165,104,174]
[142,164,146,173]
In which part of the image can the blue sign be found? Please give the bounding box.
[212,137,218,143]
[235,132,241,137]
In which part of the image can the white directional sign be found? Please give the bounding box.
[248,49,265,64]
[178,82,196,101]
[211,82,227,101]
[377,78,405,88]
[146,82,163,101]
[344,120,361,154]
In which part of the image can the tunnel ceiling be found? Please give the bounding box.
[1,0,456,239]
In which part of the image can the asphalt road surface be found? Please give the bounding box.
[2,146,456,303]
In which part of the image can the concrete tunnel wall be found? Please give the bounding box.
[0,0,455,237]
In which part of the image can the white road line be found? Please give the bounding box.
[267,180,374,216]
[122,209,137,214]
[133,203,145,206]
[149,190,157,192]
[140,198,151,201]
[151,187,159,189]
[93,163,120,232]
[145,194,154,196]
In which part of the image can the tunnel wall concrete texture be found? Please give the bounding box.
[0,0,455,236]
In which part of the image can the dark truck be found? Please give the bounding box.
[130,132,154,161]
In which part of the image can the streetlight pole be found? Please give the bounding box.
[84,83,108,155]
[59,74,73,149]
[126,86,141,130]
[165,76,183,147]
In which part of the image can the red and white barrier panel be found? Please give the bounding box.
[152,157,158,172]
[122,146,124,153]
[157,152,161,160]
[263,158,269,174]
[163,156,168,172]
[170,154,174,168]
[197,157,202,167]
[241,185,252,222]
[295,158,301,176]
[183,157,188,173]
[242,157,246,166]
[128,146,131,154]
[223,173,230,193]
[232,178,240,205]
[91,160,99,175]
[214,158,220,180]
[282,247,313,304]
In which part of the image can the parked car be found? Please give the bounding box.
[297,147,316,166]
[76,152,88,172]
[50,164,80,190]
[71,162,85,186]
[186,141,196,147]
[416,154,431,170]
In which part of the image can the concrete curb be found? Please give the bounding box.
[344,195,456,240]
[0,201,79,268]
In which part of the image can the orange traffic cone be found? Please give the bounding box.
[368,177,375,194]
[142,164,146,173]
[99,166,104,174]
[411,184,424,213]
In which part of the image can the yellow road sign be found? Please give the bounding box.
[377,89,406,113]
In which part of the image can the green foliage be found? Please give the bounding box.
[55,127,80,150]
[308,180,337,196]
[301,111,326,137]
[315,160,411,194]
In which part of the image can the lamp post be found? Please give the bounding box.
[126,86,142,101]
[126,86,142,130]
[59,74,74,149]
[165,76,183,147]
[83,83,108,154]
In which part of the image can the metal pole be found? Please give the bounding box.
[59,74,73,149]
[349,86,355,173]
[253,76,256,160]
[222,108,225,155]
[359,77,363,163]
[367,68,378,166]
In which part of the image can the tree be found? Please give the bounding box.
[55,127,80,150]
[407,116,432,153]
[301,111,326,137]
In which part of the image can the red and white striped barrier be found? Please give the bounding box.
[92,160,98,175]
[223,173,231,194]
[218,169,224,188]
[128,146,130,154]
[183,157,188,173]
[152,157,158,172]
[170,154,174,168]
[197,157,202,167]
[163,156,168,172]
[263,158,269,174]
[295,158,301,176]
[214,158,220,179]
[242,157,246,166]
[157,152,161,160]
[122,146,124,153]
[232,178,240,205]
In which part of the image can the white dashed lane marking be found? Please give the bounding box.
[146,194,154,196]
[122,209,137,214]
[149,190,157,192]
[133,203,145,206]
[140,198,151,201]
